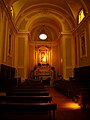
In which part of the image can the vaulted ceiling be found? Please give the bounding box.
[4,0,90,42]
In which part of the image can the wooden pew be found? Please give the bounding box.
[10,85,45,90]
[9,88,48,92]
[54,79,90,109]
[18,80,44,87]
[0,96,52,103]
[6,91,49,96]
[0,102,57,120]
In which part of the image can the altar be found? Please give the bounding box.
[33,64,55,85]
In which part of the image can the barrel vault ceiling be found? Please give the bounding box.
[4,0,90,42]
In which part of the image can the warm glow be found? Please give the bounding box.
[39,33,47,40]
[42,56,46,62]
[36,46,50,64]
[78,9,85,24]
[64,102,81,110]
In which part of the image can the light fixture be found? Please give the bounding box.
[39,25,47,40]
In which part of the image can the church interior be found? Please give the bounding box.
[0,0,90,120]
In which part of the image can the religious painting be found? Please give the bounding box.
[41,51,46,63]
[79,30,87,57]
[35,45,50,65]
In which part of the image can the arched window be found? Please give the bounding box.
[78,9,85,24]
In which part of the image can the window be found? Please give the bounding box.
[78,9,85,24]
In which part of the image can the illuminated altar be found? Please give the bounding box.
[33,64,54,85]
[33,45,56,85]
[35,46,51,65]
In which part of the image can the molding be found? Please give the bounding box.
[61,32,72,35]
[1,0,17,33]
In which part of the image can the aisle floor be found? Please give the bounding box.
[47,87,90,120]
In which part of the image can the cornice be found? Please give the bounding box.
[1,0,17,33]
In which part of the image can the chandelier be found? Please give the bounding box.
[39,25,47,40]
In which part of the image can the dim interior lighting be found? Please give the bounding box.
[39,25,47,40]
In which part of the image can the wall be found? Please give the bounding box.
[15,34,29,81]
[75,16,90,67]
[29,44,35,75]
[51,43,58,77]
[60,34,75,80]
[0,5,3,63]
[0,2,15,67]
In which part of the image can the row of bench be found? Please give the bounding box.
[54,80,90,109]
[0,80,57,120]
